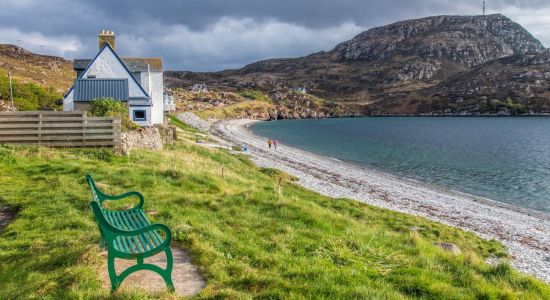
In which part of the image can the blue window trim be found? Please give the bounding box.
[133,110,147,121]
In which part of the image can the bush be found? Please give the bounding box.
[0,71,61,111]
[238,90,271,102]
[89,97,139,131]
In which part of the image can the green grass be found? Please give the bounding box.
[238,90,271,102]
[194,100,274,119]
[0,125,549,299]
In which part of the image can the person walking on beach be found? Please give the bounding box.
[273,140,278,150]
[268,139,272,149]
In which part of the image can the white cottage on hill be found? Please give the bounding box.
[63,30,165,126]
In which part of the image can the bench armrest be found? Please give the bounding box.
[102,191,144,210]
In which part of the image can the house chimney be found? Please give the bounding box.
[99,30,115,50]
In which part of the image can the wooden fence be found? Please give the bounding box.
[0,111,121,150]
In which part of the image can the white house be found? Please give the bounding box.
[63,30,165,126]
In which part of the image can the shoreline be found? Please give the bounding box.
[211,118,550,283]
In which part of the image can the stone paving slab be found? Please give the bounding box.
[98,247,205,297]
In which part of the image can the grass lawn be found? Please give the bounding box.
[0,122,549,299]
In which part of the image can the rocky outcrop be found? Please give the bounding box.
[387,52,550,115]
[396,59,442,82]
[332,14,544,64]
[177,112,212,131]
[266,106,356,120]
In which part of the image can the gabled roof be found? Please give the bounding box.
[73,57,163,72]
[122,58,163,72]
[74,78,129,101]
[65,43,150,99]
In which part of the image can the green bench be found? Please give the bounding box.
[86,175,174,292]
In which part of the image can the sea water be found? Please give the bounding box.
[251,117,550,213]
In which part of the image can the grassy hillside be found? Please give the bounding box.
[0,121,549,299]
[0,44,73,93]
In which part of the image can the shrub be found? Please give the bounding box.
[0,71,61,111]
[89,97,139,131]
[238,90,271,102]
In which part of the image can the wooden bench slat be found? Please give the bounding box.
[115,213,131,230]
[136,210,163,245]
[121,211,143,229]
[114,237,125,253]
[115,213,145,253]
[123,211,151,251]
[132,213,157,249]
[126,212,157,249]
[117,236,131,253]
[119,214,144,253]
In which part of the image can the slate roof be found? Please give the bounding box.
[73,57,163,72]
[73,78,129,101]
[128,97,152,106]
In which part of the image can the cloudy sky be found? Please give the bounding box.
[1,0,549,71]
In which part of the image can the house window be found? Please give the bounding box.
[133,110,146,121]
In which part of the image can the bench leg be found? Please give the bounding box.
[108,248,175,293]
[107,252,120,292]
[163,247,175,291]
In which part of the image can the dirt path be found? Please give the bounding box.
[0,206,15,231]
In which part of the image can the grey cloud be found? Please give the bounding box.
[0,0,548,71]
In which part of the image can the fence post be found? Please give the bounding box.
[38,113,42,146]
[113,118,122,154]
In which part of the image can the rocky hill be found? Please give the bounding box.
[376,52,550,115]
[0,44,73,93]
[166,14,548,116]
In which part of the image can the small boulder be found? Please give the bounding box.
[434,242,461,255]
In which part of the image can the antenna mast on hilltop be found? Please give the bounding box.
[483,1,486,16]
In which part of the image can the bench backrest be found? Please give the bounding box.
[86,176,119,240]
[86,175,105,204]
[89,200,110,229]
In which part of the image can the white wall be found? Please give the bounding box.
[139,71,164,125]
[63,91,74,111]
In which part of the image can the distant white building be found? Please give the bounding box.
[163,91,176,112]
[63,30,165,126]
[290,86,307,94]
[191,83,208,93]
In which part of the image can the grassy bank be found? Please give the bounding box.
[194,100,274,120]
[0,123,549,299]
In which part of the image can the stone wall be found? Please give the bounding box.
[120,126,176,155]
